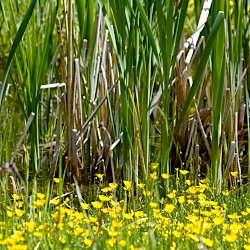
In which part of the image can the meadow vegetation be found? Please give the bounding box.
[0,0,249,249]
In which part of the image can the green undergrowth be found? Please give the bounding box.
[1,169,250,250]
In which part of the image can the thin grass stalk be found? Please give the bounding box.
[128,89,146,180]
[234,112,242,185]
[66,0,74,173]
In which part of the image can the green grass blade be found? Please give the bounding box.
[134,0,160,65]
[75,0,86,40]
[0,1,10,31]
[172,0,189,65]
[211,2,226,191]
[175,11,224,133]
[0,0,36,110]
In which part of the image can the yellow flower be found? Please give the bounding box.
[202,238,213,247]
[246,221,250,230]
[53,178,61,183]
[119,240,126,247]
[212,209,222,216]
[222,190,230,196]
[143,190,151,196]
[230,222,243,232]
[26,222,36,232]
[167,190,176,199]
[150,172,158,180]
[161,173,170,179]
[200,178,209,184]
[75,212,84,220]
[108,230,120,237]
[242,211,248,216]
[33,199,46,206]
[91,201,103,209]
[33,231,42,237]
[213,217,224,225]
[228,212,241,219]
[7,211,13,218]
[123,212,134,219]
[84,239,92,246]
[187,199,195,205]
[230,171,238,177]
[185,215,199,222]
[109,183,118,190]
[134,211,145,218]
[172,230,181,238]
[74,228,84,236]
[187,233,199,242]
[170,242,176,250]
[106,238,116,247]
[138,183,145,189]
[63,197,70,204]
[185,180,192,186]
[37,193,45,199]
[244,245,250,250]
[164,204,175,213]
[180,170,189,175]
[12,194,20,200]
[59,237,66,244]
[95,173,104,179]
[50,199,60,205]
[38,223,47,231]
[7,245,28,250]
[82,229,90,237]
[188,186,197,194]
[178,196,185,204]
[101,187,111,193]
[81,203,89,209]
[112,220,122,228]
[123,180,132,190]
[224,234,237,242]
[150,162,159,169]
[149,202,158,208]
[111,200,120,207]
[153,209,161,218]
[16,201,24,208]
[68,221,74,228]
[99,195,112,202]
[89,216,98,223]
[16,209,24,217]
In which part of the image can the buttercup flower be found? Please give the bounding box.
[164,204,175,213]
[91,201,103,209]
[161,173,170,179]
[151,162,159,169]
[230,171,238,177]
[202,238,214,247]
[95,173,104,179]
[180,170,189,175]
[150,172,158,180]
[123,180,132,190]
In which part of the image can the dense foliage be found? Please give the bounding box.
[0,0,249,249]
